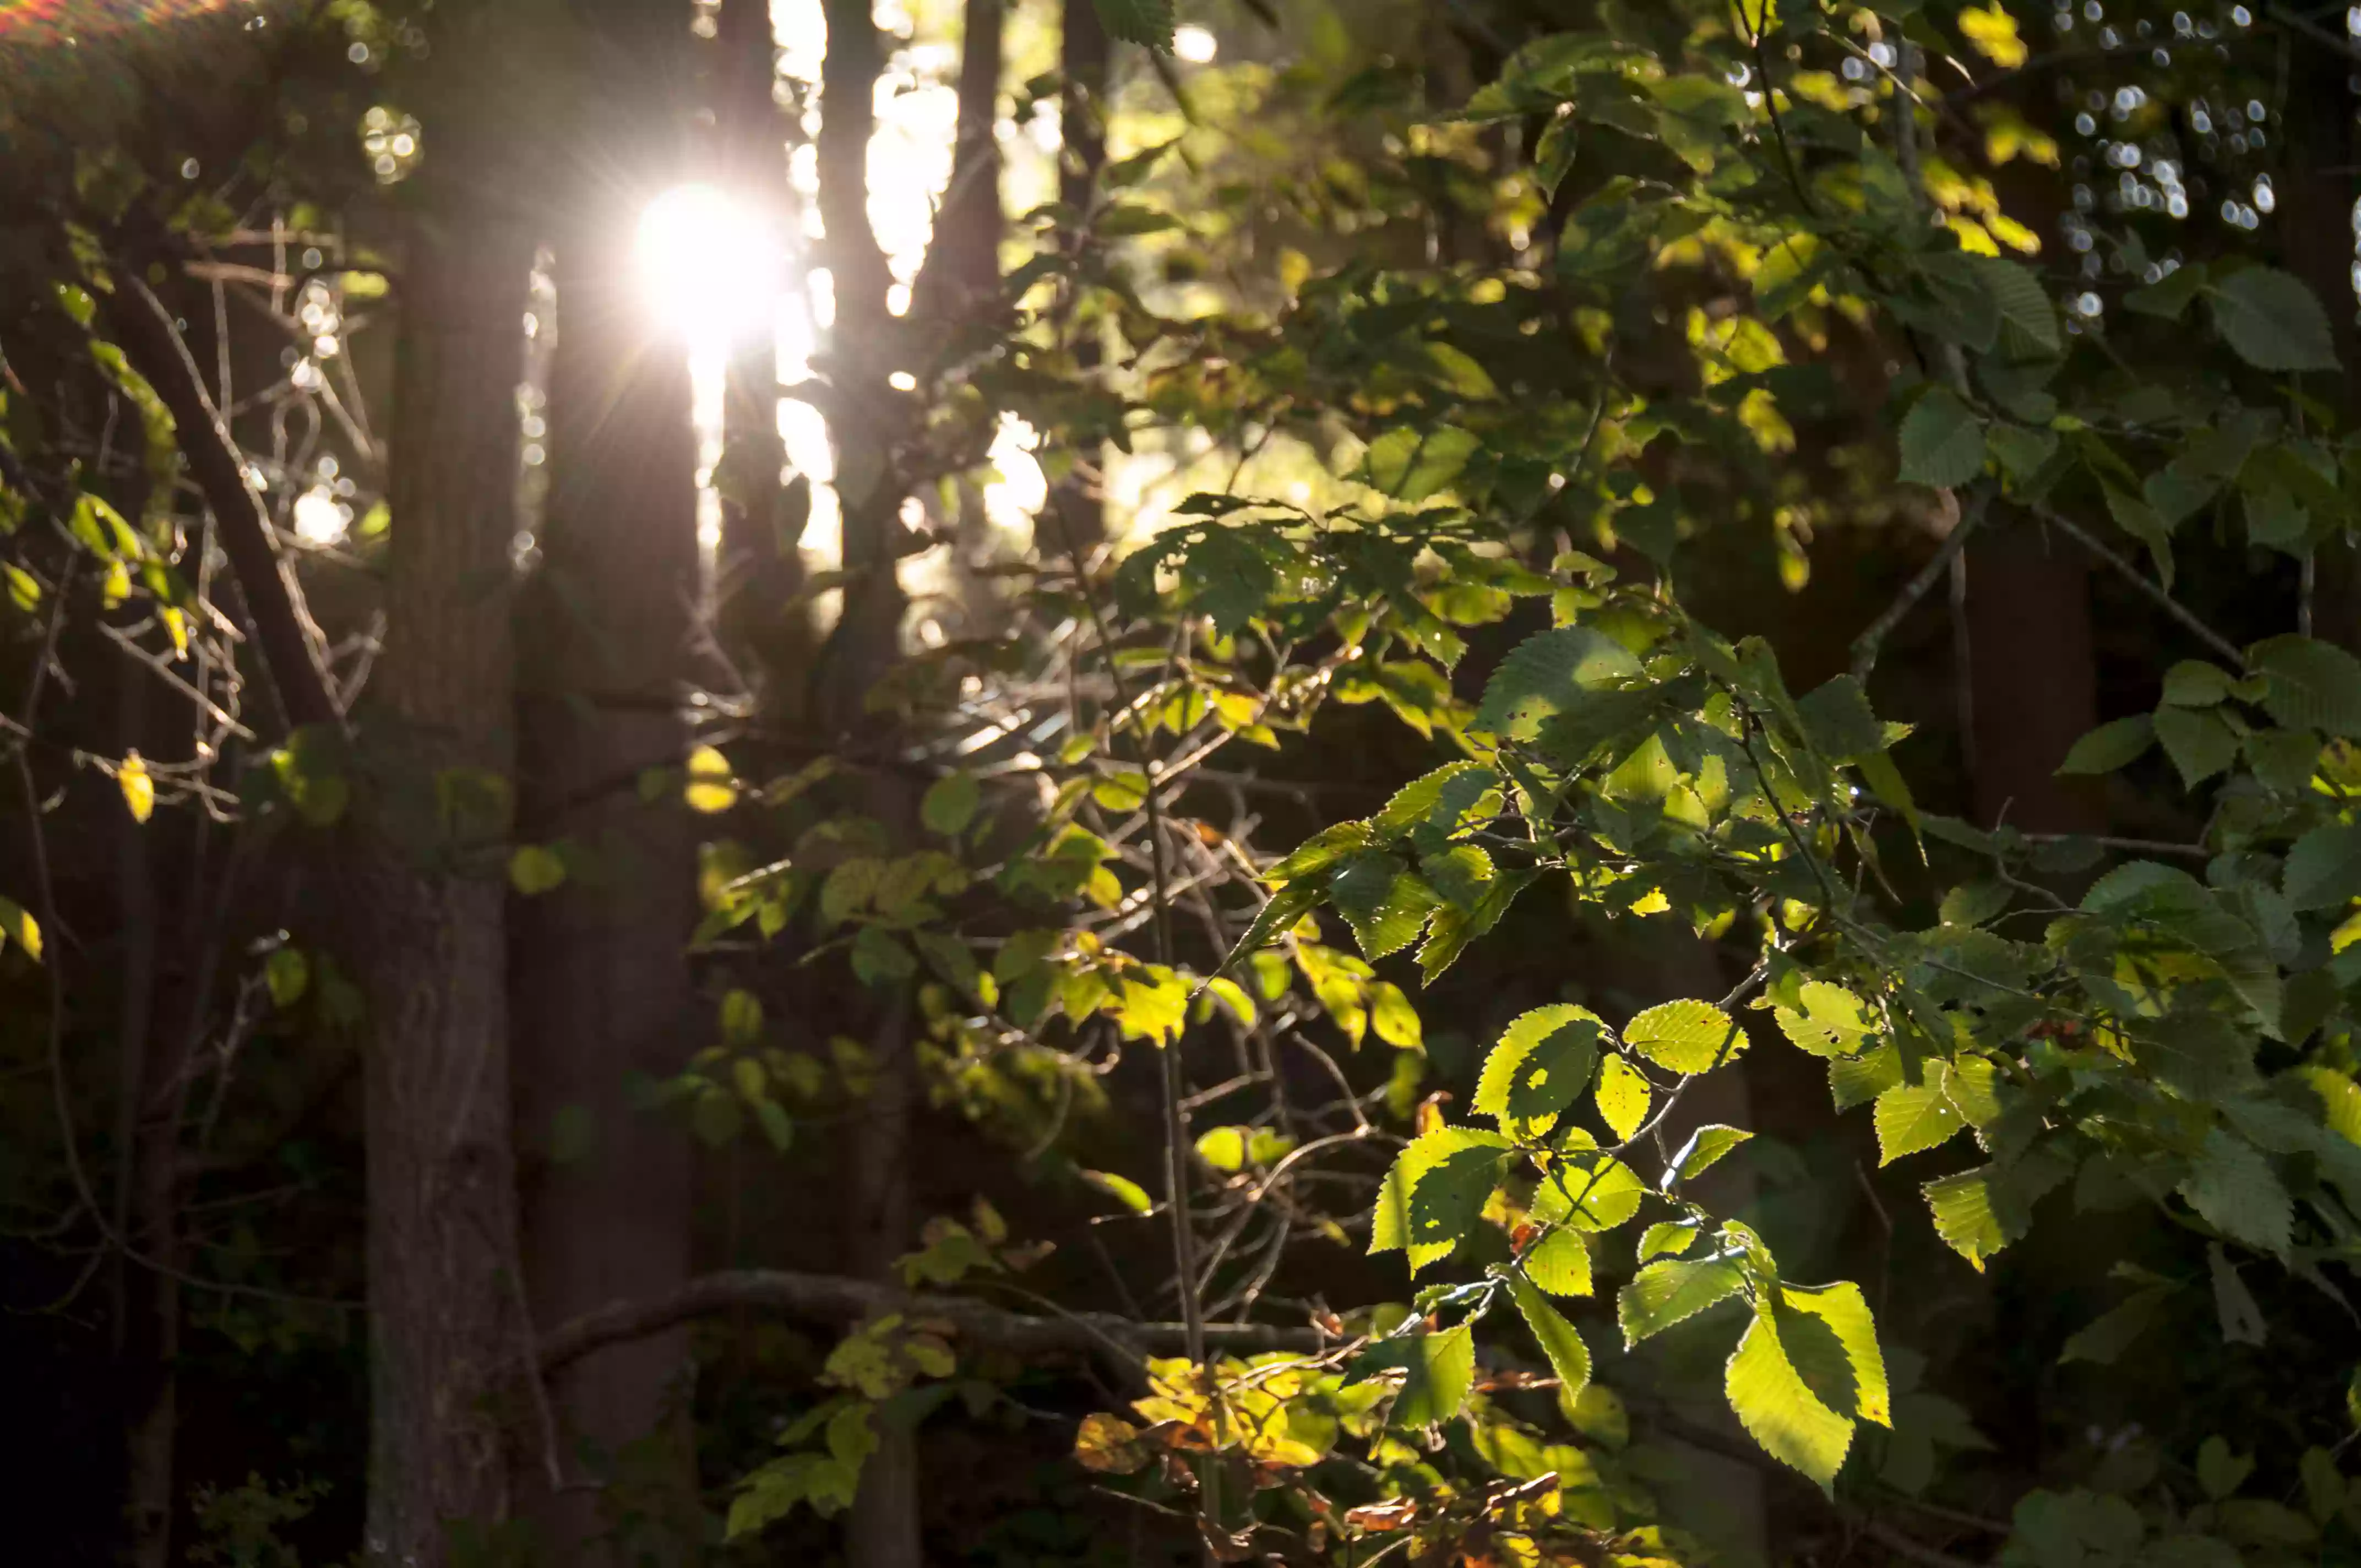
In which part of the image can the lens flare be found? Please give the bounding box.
[635,184,784,347]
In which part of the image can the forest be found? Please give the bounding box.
[3,0,2360,1564]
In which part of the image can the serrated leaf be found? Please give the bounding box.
[2153,704,2239,788]
[1875,1081,1966,1164]
[1329,852,1442,960]
[1472,625,1643,743]
[1370,1128,1513,1271]
[1666,1124,1752,1186]
[1522,1227,1594,1296]
[1969,254,2060,353]
[2211,266,2339,372]
[1896,386,1985,489]
[2055,714,2155,775]
[1637,1219,1701,1263]
[1727,1300,1856,1493]
[1267,821,1375,883]
[1595,1053,1651,1141]
[1923,1168,2006,1270]
[1779,1281,1889,1427]
[2283,821,2361,911]
[1796,674,1884,761]
[1473,1004,1605,1136]
[1532,1147,1648,1232]
[1218,881,1320,971]
[1619,1254,1747,1344]
[2251,636,2361,739]
[1774,981,1874,1058]
[1623,998,1744,1075]
[1391,1324,1475,1428]
[1089,0,1176,52]
[1510,1274,1592,1399]
[2179,1127,2292,1254]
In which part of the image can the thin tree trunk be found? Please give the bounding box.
[1963,519,2101,834]
[351,83,539,1567]
[511,4,702,1556]
[715,0,797,624]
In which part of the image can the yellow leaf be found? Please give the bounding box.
[1957,4,2027,68]
[118,751,155,824]
[684,744,738,813]
[161,606,189,658]
[101,560,131,609]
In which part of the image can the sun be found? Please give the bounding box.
[635,183,785,347]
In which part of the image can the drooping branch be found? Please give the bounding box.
[535,1268,1320,1384]
[102,264,342,733]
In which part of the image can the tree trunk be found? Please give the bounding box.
[353,139,538,1568]
[510,4,702,1556]
[1963,518,2101,834]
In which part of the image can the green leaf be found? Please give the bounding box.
[1472,625,1644,743]
[2179,1127,2292,1254]
[1969,255,2061,355]
[1875,1081,1966,1163]
[1391,1324,1476,1428]
[1363,425,1481,502]
[1510,1274,1592,1401]
[2210,266,2340,372]
[1194,1126,1249,1173]
[1727,1299,1856,1493]
[2103,484,2175,590]
[1532,1145,1648,1232]
[1090,0,1176,52]
[1778,1281,1889,1427]
[1522,1227,1595,1297]
[921,772,982,836]
[1472,1004,1605,1136]
[1081,1169,1154,1213]
[1923,1166,2012,1271]
[1370,1128,1513,1270]
[2152,705,2239,788]
[2208,1242,2268,1346]
[2251,635,2361,738]
[1831,1042,1905,1110]
[1595,1053,1651,1141]
[1328,853,1443,960]
[1218,881,1320,970]
[1623,998,1744,1075]
[1796,674,1884,761]
[1267,821,1375,883]
[1637,1219,1700,1263]
[1665,1124,1753,1186]
[2161,660,2238,706]
[1619,1255,1747,1344]
[2059,1284,2170,1364]
[1774,981,1875,1058]
[2283,821,2361,911]
[508,843,567,895]
[1896,386,1985,489]
[2055,714,2155,775]
[265,947,309,1009]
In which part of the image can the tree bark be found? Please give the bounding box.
[510,3,702,1557]
[1963,518,2101,834]
[351,98,539,1567]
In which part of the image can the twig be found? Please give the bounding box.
[534,1268,1318,1385]
[2030,505,2246,666]
[1852,490,1989,679]
[101,266,342,732]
